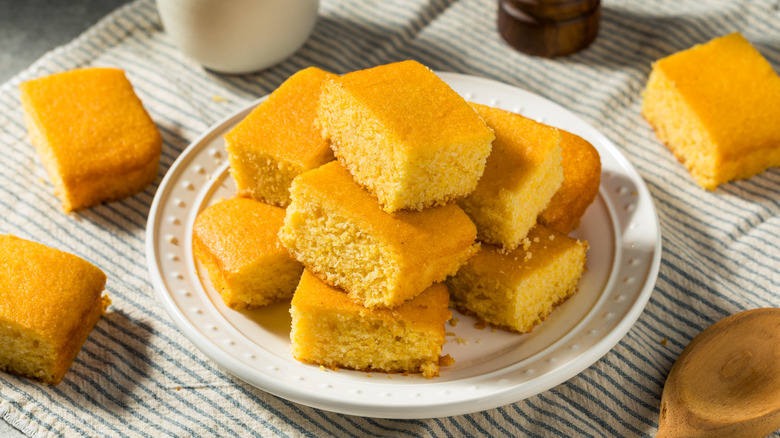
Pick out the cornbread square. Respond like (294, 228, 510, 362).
(225, 67, 336, 207)
(317, 60, 495, 212)
(538, 130, 601, 234)
(642, 33, 780, 190)
(446, 224, 587, 333)
(458, 103, 563, 251)
(0, 235, 109, 385)
(290, 270, 451, 378)
(279, 161, 479, 309)
(19, 68, 162, 212)
(193, 198, 303, 310)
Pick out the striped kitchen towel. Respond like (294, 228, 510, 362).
(0, 0, 778, 436)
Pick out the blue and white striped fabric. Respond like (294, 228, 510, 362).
(0, 0, 778, 436)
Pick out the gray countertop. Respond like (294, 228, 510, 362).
(0, 1, 133, 435)
(0, 0, 132, 83)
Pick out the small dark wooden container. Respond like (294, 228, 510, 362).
(498, 0, 601, 57)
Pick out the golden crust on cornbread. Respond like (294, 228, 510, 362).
(446, 224, 587, 333)
(0, 235, 109, 385)
(459, 103, 563, 251)
(538, 130, 601, 234)
(19, 67, 161, 212)
(290, 270, 451, 378)
(193, 198, 303, 310)
(641, 33, 780, 190)
(317, 60, 495, 212)
(225, 67, 336, 207)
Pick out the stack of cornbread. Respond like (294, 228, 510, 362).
(194, 60, 600, 378)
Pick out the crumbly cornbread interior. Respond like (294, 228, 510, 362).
(317, 60, 494, 212)
(447, 224, 587, 333)
(290, 271, 450, 378)
(279, 161, 478, 309)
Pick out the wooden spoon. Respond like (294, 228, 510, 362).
(657, 308, 780, 438)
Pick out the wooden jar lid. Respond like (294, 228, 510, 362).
(498, 0, 601, 57)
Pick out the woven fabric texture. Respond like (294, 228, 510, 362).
(0, 0, 778, 436)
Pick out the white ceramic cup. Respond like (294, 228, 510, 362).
(156, 0, 319, 74)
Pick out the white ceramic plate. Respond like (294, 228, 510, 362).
(146, 73, 661, 419)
